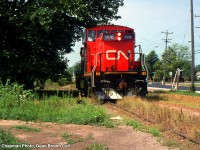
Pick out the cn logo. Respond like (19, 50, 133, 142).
(106, 50, 129, 60)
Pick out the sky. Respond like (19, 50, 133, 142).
(66, 0, 200, 67)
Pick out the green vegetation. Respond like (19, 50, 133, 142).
(162, 140, 178, 148)
(169, 90, 200, 97)
(12, 125, 41, 133)
(0, 129, 29, 150)
(83, 143, 109, 150)
(0, 0, 124, 89)
(145, 50, 159, 79)
(146, 44, 191, 82)
(0, 97, 113, 126)
(62, 133, 77, 144)
(62, 132, 93, 145)
(0, 83, 113, 127)
(125, 119, 160, 137)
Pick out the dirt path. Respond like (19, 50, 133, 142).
(0, 120, 177, 150)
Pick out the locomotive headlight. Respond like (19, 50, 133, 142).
(103, 34, 116, 40)
(117, 32, 122, 41)
(117, 37, 122, 41)
(117, 33, 121, 36)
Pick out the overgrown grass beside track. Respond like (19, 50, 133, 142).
(0, 82, 113, 127)
(118, 93, 200, 147)
(146, 90, 200, 110)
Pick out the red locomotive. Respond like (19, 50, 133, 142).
(76, 25, 148, 99)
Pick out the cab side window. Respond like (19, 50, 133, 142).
(88, 30, 96, 41)
(82, 31, 86, 44)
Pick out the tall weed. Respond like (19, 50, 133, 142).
(0, 81, 35, 108)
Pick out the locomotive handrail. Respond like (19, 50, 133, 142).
(141, 54, 149, 80)
(91, 66, 96, 87)
(135, 45, 142, 54)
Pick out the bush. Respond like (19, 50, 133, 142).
(58, 77, 71, 86)
(0, 81, 36, 108)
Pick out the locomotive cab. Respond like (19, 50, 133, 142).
(76, 25, 148, 99)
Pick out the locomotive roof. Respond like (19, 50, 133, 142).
(87, 25, 134, 31)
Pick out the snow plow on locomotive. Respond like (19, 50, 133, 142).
(76, 25, 148, 99)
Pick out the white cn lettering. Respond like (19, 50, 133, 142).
(106, 50, 129, 60)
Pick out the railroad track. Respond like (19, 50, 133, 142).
(106, 101, 200, 145)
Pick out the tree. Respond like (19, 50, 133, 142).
(153, 60, 163, 81)
(153, 43, 191, 82)
(0, 0, 124, 89)
(145, 50, 159, 79)
(195, 64, 200, 73)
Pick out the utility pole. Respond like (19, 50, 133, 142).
(161, 30, 173, 85)
(190, 0, 195, 91)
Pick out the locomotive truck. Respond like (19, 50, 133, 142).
(76, 25, 148, 99)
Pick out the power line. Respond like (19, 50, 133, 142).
(161, 30, 173, 85)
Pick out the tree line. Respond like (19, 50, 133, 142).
(146, 43, 200, 82)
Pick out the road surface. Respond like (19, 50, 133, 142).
(148, 82, 200, 93)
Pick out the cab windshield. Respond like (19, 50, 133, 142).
(97, 30, 110, 37)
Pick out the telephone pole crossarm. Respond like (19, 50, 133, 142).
(195, 15, 200, 28)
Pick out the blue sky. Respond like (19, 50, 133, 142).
(66, 0, 200, 67)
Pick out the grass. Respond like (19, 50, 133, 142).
(162, 140, 178, 148)
(12, 125, 41, 132)
(178, 82, 200, 88)
(147, 91, 200, 110)
(125, 119, 160, 137)
(0, 129, 29, 150)
(117, 96, 200, 147)
(0, 82, 114, 149)
(169, 90, 200, 97)
(0, 83, 114, 127)
(0, 96, 114, 127)
(83, 143, 109, 150)
(62, 133, 77, 144)
(62, 132, 93, 145)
